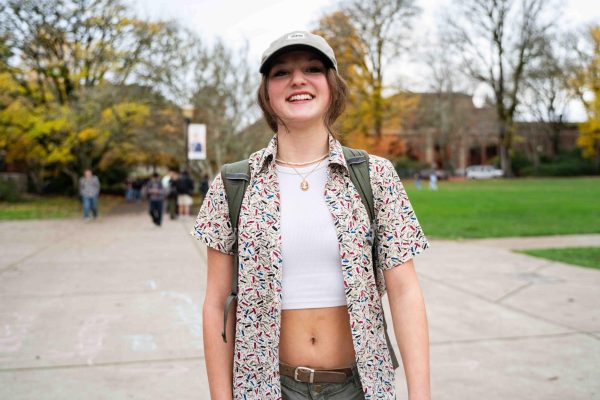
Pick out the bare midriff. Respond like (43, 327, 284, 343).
(279, 305, 356, 368)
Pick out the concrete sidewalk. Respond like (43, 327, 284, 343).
(0, 209, 598, 399)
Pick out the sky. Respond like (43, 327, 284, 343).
(129, 0, 600, 121)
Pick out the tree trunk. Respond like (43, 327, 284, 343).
(28, 171, 43, 194)
(373, 84, 382, 139)
(498, 121, 513, 177)
(551, 124, 561, 158)
(62, 167, 80, 196)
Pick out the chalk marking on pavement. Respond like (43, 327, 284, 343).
(160, 291, 203, 349)
(126, 334, 157, 352)
(0, 313, 35, 355)
(77, 314, 121, 365)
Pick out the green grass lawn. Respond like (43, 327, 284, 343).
(2, 178, 599, 239)
(516, 247, 600, 270)
(404, 177, 600, 239)
(0, 195, 122, 220)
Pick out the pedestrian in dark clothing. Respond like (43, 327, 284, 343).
(167, 170, 179, 220)
(147, 173, 165, 226)
(132, 178, 143, 202)
(199, 174, 209, 203)
(176, 170, 194, 217)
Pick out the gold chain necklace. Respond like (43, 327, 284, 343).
(275, 153, 329, 166)
(279, 159, 324, 191)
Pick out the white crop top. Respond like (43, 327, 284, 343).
(275, 162, 347, 310)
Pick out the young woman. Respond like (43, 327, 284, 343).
(192, 31, 431, 400)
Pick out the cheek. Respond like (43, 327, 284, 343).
(314, 76, 331, 99)
(317, 79, 331, 103)
(267, 83, 284, 110)
(267, 81, 282, 99)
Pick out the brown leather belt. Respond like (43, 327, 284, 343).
(279, 362, 354, 384)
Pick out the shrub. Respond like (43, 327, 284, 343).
(393, 156, 429, 178)
(0, 179, 22, 202)
(521, 149, 600, 177)
(510, 152, 533, 177)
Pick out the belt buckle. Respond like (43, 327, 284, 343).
(294, 366, 315, 383)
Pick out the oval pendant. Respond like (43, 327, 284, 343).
(300, 180, 309, 191)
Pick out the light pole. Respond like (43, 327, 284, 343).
(182, 104, 194, 171)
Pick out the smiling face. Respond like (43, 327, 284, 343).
(266, 50, 331, 130)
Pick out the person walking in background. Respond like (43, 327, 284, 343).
(125, 177, 135, 202)
(415, 173, 422, 190)
(131, 177, 143, 202)
(429, 172, 438, 191)
(146, 173, 165, 226)
(161, 170, 172, 191)
(176, 170, 194, 217)
(199, 173, 209, 204)
(79, 168, 100, 221)
(167, 170, 179, 220)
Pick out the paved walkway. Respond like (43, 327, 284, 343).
(0, 206, 598, 399)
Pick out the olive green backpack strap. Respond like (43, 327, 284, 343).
(342, 146, 400, 370)
(220, 160, 250, 343)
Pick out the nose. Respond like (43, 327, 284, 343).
(290, 68, 307, 86)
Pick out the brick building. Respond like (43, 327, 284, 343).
(382, 92, 580, 174)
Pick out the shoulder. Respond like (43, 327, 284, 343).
(367, 154, 396, 181)
(367, 153, 393, 169)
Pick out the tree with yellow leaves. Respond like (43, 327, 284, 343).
(569, 26, 600, 167)
(0, 1, 191, 193)
(314, 4, 420, 158)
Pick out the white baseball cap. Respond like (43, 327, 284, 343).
(259, 31, 337, 74)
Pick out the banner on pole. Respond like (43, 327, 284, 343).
(188, 124, 206, 160)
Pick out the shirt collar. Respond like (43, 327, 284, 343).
(251, 134, 348, 175)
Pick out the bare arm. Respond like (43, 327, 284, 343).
(203, 247, 236, 400)
(384, 259, 431, 400)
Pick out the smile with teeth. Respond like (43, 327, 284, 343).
(287, 93, 314, 102)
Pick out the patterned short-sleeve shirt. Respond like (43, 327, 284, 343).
(191, 134, 429, 399)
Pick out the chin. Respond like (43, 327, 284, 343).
(284, 114, 324, 127)
(284, 108, 325, 122)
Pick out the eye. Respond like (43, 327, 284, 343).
(270, 68, 288, 78)
(306, 65, 325, 74)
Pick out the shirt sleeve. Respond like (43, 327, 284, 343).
(190, 173, 235, 255)
(370, 157, 430, 270)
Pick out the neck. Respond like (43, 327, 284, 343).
(275, 122, 329, 164)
